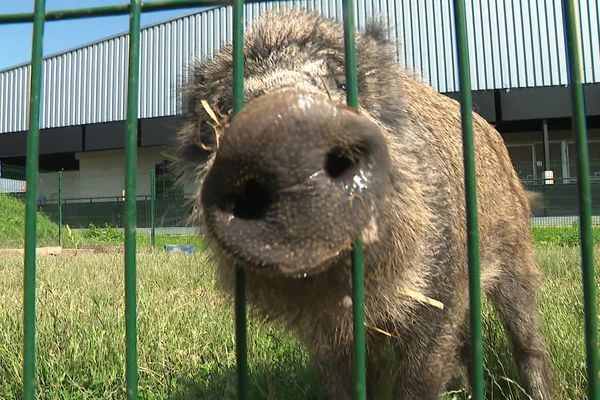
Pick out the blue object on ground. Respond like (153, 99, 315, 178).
(165, 245, 195, 254)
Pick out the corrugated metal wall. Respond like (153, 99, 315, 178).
(0, 0, 599, 134)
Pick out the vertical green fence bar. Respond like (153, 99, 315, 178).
(124, 0, 141, 398)
(563, 1, 600, 398)
(351, 239, 366, 400)
(150, 168, 156, 247)
(453, 0, 484, 399)
(232, 0, 248, 398)
(58, 170, 63, 246)
(342, 0, 366, 398)
(22, 1, 46, 398)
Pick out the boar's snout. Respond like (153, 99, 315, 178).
(201, 90, 391, 277)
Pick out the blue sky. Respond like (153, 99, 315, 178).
(0, 0, 204, 70)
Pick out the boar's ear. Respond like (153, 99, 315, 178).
(174, 60, 226, 174)
(525, 190, 544, 214)
(364, 19, 390, 44)
(171, 117, 216, 183)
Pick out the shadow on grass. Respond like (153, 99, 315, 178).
(166, 308, 549, 400)
(169, 360, 525, 400)
(171, 362, 326, 400)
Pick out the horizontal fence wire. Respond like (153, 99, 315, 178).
(563, 0, 600, 399)
(0, 0, 221, 24)
(0, 0, 345, 24)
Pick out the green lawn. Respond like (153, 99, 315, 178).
(0, 247, 596, 399)
(0, 194, 58, 248)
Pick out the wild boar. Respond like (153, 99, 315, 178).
(175, 8, 553, 399)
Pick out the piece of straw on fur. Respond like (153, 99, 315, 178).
(201, 99, 221, 126)
(366, 324, 394, 338)
(364, 290, 444, 338)
(400, 288, 445, 310)
(199, 100, 230, 150)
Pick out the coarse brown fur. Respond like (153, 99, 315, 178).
(175, 9, 553, 399)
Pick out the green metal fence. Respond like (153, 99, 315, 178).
(8, 164, 600, 232)
(43, 168, 188, 230)
(2, 0, 597, 399)
(564, 1, 599, 398)
(8, 165, 600, 231)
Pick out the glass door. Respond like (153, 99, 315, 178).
(569, 141, 600, 183)
(507, 145, 536, 184)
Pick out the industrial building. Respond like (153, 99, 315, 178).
(0, 0, 599, 224)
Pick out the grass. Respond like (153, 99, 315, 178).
(0, 253, 322, 400)
(70, 225, 205, 251)
(0, 194, 58, 248)
(0, 247, 597, 399)
(0, 194, 597, 398)
(482, 246, 590, 399)
(531, 225, 600, 247)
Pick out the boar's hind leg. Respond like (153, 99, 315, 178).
(488, 265, 553, 399)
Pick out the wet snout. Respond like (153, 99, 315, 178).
(201, 90, 391, 276)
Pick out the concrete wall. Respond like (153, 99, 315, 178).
(500, 85, 600, 121)
(37, 146, 181, 200)
(35, 125, 600, 201)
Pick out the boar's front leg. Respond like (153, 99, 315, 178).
(313, 348, 354, 400)
(391, 321, 466, 400)
(312, 315, 466, 399)
(488, 267, 554, 399)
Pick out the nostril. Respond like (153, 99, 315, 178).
(325, 145, 366, 179)
(218, 179, 272, 220)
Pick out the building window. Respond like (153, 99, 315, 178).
(508, 139, 600, 185)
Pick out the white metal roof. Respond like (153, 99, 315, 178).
(0, 0, 598, 134)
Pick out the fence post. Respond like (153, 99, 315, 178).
(23, 0, 46, 399)
(124, 0, 141, 398)
(58, 169, 63, 246)
(563, 1, 600, 399)
(341, 0, 366, 398)
(453, 0, 484, 398)
(232, 0, 248, 398)
(150, 168, 156, 247)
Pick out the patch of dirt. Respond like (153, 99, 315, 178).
(0, 247, 95, 256)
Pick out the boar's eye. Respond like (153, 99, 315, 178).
(334, 76, 347, 92)
(324, 61, 347, 92)
(177, 122, 214, 167)
(215, 99, 227, 115)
